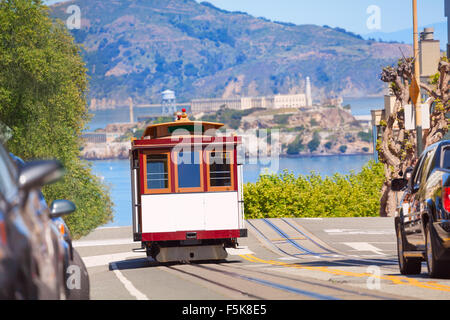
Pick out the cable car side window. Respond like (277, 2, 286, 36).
(174, 150, 203, 192)
(143, 152, 171, 194)
(207, 151, 234, 191)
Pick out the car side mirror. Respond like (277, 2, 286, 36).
(404, 167, 414, 180)
(391, 178, 408, 192)
(49, 200, 76, 218)
(19, 160, 65, 191)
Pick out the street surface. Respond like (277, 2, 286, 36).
(74, 217, 450, 300)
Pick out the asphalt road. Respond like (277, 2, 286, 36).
(74, 217, 450, 300)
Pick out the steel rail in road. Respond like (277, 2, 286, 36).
(254, 218, 397, 268)
(190, 263, 340, 300)
(262, 219, 323, 257)
(245, 219, 450, 295)
(280, 218, 339, 254)
(165, 265, 264, 300)
(240, 253, 450, 295)
(280, 218, 399, 267)
(216, 258, 399, 300)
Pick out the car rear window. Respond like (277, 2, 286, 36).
(443, 148, 450, 169)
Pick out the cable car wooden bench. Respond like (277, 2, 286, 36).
(129, 110, 247, 263)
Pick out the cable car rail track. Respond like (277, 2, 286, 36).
(248, 218, 399, 269)
(165, 264, 264, 300)
(166, 263, 341, 300)
(242, 219, 450, 295)
(211, 260, 401, 300)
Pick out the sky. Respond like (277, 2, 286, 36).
(196, 0, 446, 35)
(45, 0, 447, 35)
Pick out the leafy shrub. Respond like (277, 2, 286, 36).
(244, 161, 384, 219)
(310, 119, 319, 127)
(358, 131, 373, 143)
(339, 145, 348, 153)
(345, 133, 355, 143)
(287, 135, 305, 155)
(274, 114, 291, 125)
(307, 132, 321, 152)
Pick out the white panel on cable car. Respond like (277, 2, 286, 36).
(141, 192, 239, 233)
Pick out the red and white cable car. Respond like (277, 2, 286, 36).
(129, 110, 247, 262)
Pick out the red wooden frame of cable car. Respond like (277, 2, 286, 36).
(131, 135, 247, 242)
(132, 136, 241, 194)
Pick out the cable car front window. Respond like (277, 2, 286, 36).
(177, 151, 201, 189)
(209, 151, 232, 187)
(147, 155, 169, 190)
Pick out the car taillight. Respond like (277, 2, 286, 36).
(0, 221, 6, 245)
(443, 187, 450, 212)
(59, 223, 65, 237)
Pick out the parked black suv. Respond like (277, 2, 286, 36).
(394, 140, 450, 278)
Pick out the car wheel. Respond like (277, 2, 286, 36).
(425, 223, 450, 278)
(396, 221, 421, 275)
(66, 249, 90, 300)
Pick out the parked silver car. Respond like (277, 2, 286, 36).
(0, 142, 72, 299)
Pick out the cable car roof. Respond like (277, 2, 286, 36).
(142, 111, 224, 140)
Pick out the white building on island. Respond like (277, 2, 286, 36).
(190, 77, 313, 114)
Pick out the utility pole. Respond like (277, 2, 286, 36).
(412, 0, 423, 156)
(129, 97, 134, 124)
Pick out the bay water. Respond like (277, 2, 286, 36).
(88, 97, 381, 227)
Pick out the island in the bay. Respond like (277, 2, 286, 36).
(81, 91, 374, 160)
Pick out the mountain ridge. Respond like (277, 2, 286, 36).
(49, 0, 412, 106)
(364, 21, 447, 51)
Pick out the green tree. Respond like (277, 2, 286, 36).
(308, 132, 321, 152)
(287, 135, 305, 155)
(358, 131, 372, 143)
(0, 0, 113, 238)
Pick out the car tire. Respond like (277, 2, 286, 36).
(425, 223, 450, 279)
(396, 221, 421, 275)
(66, 249, 90, 300)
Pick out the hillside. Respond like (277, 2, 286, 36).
(364, 22, 447, 51)
(49, 0, 412, 106)
(80, 105, 372, 159)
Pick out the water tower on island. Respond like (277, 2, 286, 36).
(162, 90, 177, 115)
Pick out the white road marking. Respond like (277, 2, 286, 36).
(245, 264, 272, 268)
(226, 246, 254, 255)
(110, 262, 149, 300)
(343, 242, 386, 256)
(278, 257, 301, 261)
(73, 238, 135, 248)
(324, 229, 395, 235)
(82, 252, 145, 268)
(95, 226, 124, 230)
